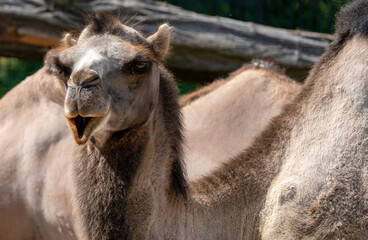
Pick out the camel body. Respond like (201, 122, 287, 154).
(260, 33, 368, 239)
(148, 1, 368, 237)
(0, 69, 75, 239)
(0, 58, 299, 238)
(180, 1, 368, 238)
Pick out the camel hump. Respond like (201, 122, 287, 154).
(249, 59, 285, 75)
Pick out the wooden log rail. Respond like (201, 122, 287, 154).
(0, 0, 334, 82)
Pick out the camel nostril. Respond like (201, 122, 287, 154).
(82, 76, 101, 87)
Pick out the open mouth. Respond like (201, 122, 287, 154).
(73, 115, 93, 139)
(66, 114, 102, 144)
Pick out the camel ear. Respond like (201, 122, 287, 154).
(44, 33, 75, 77)
(147, 24, 171, 60)
(61, 33, 77, 47)
(44, 49, 71, 81)
(44, 49, 59, 74)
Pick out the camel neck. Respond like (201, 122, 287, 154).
(71, 68, 186, 239)
(72, 125, 150, 240)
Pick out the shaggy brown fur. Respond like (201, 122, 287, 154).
(85, 13, 148, 46)
(73, 127, 147, 239)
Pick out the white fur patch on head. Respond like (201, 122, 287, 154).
(147, 24, 171, 60)
(75, 49, 104, 72)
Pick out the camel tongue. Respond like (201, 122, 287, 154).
(74, 116, 91, 139)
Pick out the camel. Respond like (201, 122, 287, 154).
(0, 67, 75, 239)
(181, 61, 301, 181)
(0, 18, 301, 240)
(40, 0, 368, 237)
(179, 1, 368, 238)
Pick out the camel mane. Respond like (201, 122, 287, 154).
(64, 12, 143, 40)
(86, 12, 121, 35)
(158, 66, 188, 197)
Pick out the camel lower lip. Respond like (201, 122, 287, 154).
(73, 116, 93, 139)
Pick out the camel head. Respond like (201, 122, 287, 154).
(46, 14, 171, 145)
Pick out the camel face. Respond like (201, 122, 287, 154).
(59, 37, 159, 145)
(48, 15, 170, 145)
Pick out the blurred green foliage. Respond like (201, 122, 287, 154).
(0, 57, 42, 98)
(177, 81, 201, 95)
(160, 0, 351, 33)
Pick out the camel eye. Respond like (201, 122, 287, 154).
(136, 62, 146, 69)
(127, 61, 152, 74)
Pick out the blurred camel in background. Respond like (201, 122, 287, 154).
(181, 60, 301, 181)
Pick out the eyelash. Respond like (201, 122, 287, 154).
(126, 60, 152, 75)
